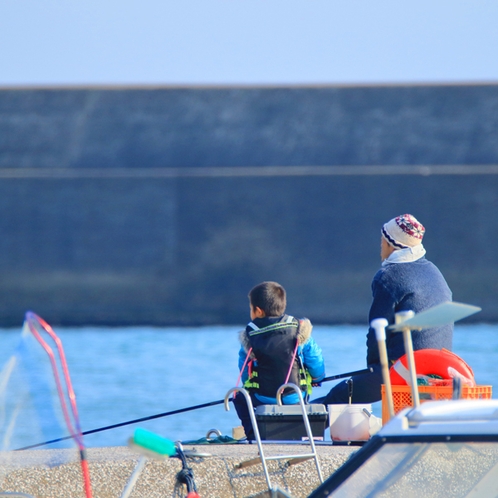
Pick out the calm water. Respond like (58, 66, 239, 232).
(1, 323, 497, 448)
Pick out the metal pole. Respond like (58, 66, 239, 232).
(120, 456, 146, 498)
(395, 311, 420, 408)
(224, 387, 273, 491)
(370, 318, 395, 419)
(277, 384, 323, 483)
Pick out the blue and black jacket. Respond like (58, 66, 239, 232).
(238, 314, 325, 404)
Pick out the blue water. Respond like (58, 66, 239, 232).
(1, 323, 497, 448)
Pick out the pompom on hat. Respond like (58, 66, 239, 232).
(382, 214, 425, 249)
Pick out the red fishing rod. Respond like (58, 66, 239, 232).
(25, 311, 93, 498)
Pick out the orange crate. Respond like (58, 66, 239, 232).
(381, 384, 492, 424)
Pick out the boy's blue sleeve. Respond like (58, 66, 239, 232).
(300, 337, 325, 382)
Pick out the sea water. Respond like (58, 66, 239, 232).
(0, 323, 497, 448)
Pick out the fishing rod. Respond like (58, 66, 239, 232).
(25, 312, 93, 498)
(16, 366, 372, 451)
(322, 367, 372, 383)
(16, 398, 229, 451)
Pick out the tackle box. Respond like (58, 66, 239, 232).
(255, 404, 328, 441)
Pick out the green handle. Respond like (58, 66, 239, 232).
(133, 428, 176, 456)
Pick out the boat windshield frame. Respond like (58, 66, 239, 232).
(308, 432, 498, 498)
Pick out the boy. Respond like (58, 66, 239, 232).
(233, 281, 325, 440)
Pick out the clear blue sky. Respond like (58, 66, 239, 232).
(1, 0, 498, 86)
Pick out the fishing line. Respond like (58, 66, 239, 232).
(16, 367, 372, 451)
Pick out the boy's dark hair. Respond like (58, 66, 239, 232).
(248, 281, 286, 317)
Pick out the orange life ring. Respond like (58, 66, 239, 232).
(389, 348, 475, 386)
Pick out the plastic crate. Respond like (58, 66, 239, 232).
(381, 384, 493, 424)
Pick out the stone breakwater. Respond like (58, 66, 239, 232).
(0, 444, 358, 498)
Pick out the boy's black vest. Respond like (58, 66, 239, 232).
(243, 314, 307, 398)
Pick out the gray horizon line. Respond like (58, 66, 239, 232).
(0, 164, 497, 179)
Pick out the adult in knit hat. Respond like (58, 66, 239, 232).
(314, 214, 453, 405)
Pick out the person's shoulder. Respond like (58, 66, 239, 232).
(408, 257, 443, 274)
(373, 262, 412, 288)
(418, 257, 441, 269)
(282, 314, 311, 326)
(414, 256, 431, 264)
(419, 258, 450, 282)
(380, 258, 427, 274)
(239, 335, 251, 358)
(373, 264, 392, 282)
(298, 317, 312, 327)
(296, 317, 313, 344)
(283, 314, 313, 336)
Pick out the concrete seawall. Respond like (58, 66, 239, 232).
(1, 444, 358, 498)
(1, 85, 498, 326)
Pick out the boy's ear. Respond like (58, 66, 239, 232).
(253, 306, 266, 318)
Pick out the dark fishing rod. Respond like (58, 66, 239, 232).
(16, 366, 372, 451)
(322, 366, 373, 383)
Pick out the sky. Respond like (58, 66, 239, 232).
(1, 0, 498, 86)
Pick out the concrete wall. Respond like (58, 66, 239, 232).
(0, 85, 497, 326)
(0, 445, 357, 498)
